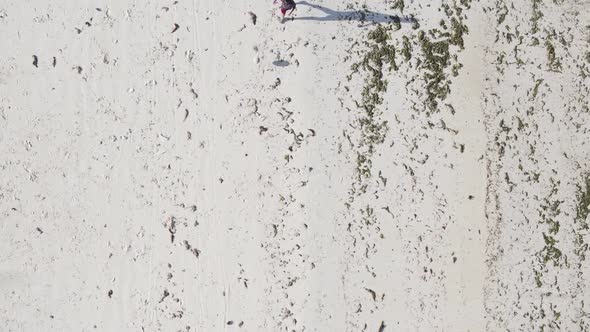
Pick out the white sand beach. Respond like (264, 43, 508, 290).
(1, 0, 589, 331)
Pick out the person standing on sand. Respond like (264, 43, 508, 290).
(274, 0, 296, 17)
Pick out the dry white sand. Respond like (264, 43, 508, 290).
(0, 0, 589, 331)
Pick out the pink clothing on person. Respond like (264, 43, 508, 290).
(275, 0, 296, 16)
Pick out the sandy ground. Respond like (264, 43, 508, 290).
(0, 0, 589, 331)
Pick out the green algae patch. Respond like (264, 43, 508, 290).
(575, 174, 590, 260)
(531, 0, 544, 34)
(415, 1, 471, 113)
(390, 0, 405, 13)
(349, 24, 399, 182)
(545, 40, 562, 72)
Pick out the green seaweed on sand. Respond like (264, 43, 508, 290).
(390, 0, 405, 13)
(534, 179, 567, 278)
(349, 25, 399, 181)
(401, 36, 412, 61)
(448, 17, 469, 50)
(415, 1, 471, 112)
(574, 174, 590, 260)
(418, 31, 452, 111)
(531, 0, 543, 34)
(539, 233, 564, 267)
(545, 40, 562, 72)
(497, 2, 509, 25)
(348, 0, 472, 180)
(532, 79, 543, 99)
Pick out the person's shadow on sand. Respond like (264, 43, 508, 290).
(290, 1, 417, 25)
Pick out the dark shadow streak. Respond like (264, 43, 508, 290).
(291, 1, 417, 24)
